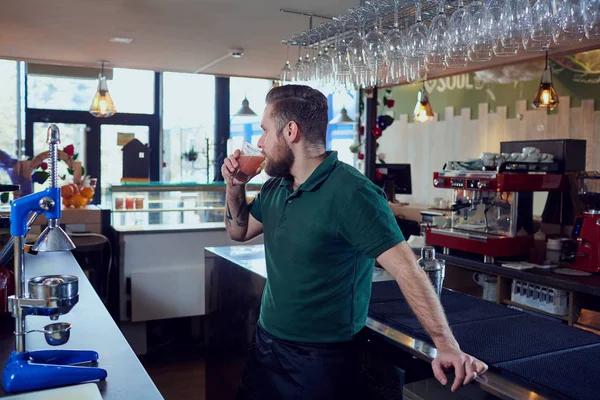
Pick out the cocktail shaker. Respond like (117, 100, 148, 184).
(417, 246, 445, 297)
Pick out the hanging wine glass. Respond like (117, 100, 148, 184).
(407, 0, 428, 82)
(279, 42, 293, 83)
(364, 0, 389, 87)
(446, 0, 470, 68)
(498, 0, 529, 56)
(583, 0, 600, 39)
(426, 0, 449, 72)
(332, 16, 352, 93)
(466, 1, 493, 63)
(552, 0, 584, 45)
(387, 0, 407, 83)
(293, 37, 306, 82)
(348, 7, 370, 88)
(316, 24, 334, 90)
(487, 0, 516, 57)
(527, 0, 556, 51)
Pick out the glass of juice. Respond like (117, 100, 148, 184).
(234, 142, 265, 182)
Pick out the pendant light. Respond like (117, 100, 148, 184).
(414, 84, 435, 122)
(89, 61, 117, 118)
(329, 106, 355, 124)
(233, 96, 257, 117)
(532, 51, 559, 111)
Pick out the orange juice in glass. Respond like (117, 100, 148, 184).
(235, 142, 265, 182)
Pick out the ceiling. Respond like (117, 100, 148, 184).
(0, 0, 356, 79)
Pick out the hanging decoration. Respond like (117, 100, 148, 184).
(350, 89, 395, 162)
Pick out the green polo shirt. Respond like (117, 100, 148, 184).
(249, 151, 405, 343)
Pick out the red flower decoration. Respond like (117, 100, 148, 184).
(372, 127, 383, 138)
(386, 99, 395, 108)
(40, 162, 48, 171)
(375, 171, 384, 181)
(358, 153, 365, 160)
(358, 126, 365, 136)
(63, 144, 75, 157)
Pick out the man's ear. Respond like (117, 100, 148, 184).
(286, 121, 300, 143)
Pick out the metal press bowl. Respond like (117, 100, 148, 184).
(28, 275, 78, 300)
(41, 322, 71, 346)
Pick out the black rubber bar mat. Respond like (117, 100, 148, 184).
(496, 344, 600, 400)
(369, 292, 521, 331)
(414, 314, 600, 364)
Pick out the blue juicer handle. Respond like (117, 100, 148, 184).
(2, 351, 107, 393)
(10, 188, 62, 237)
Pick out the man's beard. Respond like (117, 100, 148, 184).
(264, 138, 295, 178)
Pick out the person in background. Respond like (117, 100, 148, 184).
(222, 84, 487, 399)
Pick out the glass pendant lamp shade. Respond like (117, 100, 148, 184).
(89, 62, 117, 118)
(532, 51, 559, 111)
(414, 86, 435, 122)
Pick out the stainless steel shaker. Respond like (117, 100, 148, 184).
(417, 246, 445, 297)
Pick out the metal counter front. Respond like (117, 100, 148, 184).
(204, 244, 600, 400)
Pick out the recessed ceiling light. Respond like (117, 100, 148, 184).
(110, 37, 134, 44)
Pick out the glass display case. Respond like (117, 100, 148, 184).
(105, 182, 261, 228)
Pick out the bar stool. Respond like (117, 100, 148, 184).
(69, 233, 111, 304)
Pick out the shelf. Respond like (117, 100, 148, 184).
(112, 207, 224, 213)
(109, 182, 262, 193)
(502, 300, 569, 321)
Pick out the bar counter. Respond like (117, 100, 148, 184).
(0, 252, 162, 399)
(205, 244, 600, 400)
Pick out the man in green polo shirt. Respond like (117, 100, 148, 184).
(222, 85, 487, 399)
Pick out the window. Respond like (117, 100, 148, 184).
(162, 72, 215, 183)
(27, 67, 154, 114)
(0, 60, 19, 185)
(328, 91, 358, 167)
(229, 77, 273, 184)
(100, 125, 150, 188)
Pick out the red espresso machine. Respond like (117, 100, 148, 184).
(570, 172, 600, 273)
(426, 169, 566, 263)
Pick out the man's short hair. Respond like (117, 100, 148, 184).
(265, 85, 328, 147)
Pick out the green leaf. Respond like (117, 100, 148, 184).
(73, 153, 79, 161)
(81, 167, 85, 176)
(31, 171, 49, 185)
(383, 96, 388, 105)
(67, 168, 74, 175)
(385, 89, 392, 94)
(0, 192, 9, 204)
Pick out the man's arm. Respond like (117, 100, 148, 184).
(224, 184, 263, 242)
(376, 241, 488, 392)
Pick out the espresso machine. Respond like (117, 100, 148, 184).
(2, 125, 107, 393)
(570, 172, 600, 273)
(426, 169, 566, 263)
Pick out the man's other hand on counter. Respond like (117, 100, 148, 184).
(377, 241, 488, 393)
(432, 345, 488, 392)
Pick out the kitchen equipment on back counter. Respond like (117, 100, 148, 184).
(426, 166, 567, 263)
(472, 273, 497, 302)
(569, 172, 600, 273)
